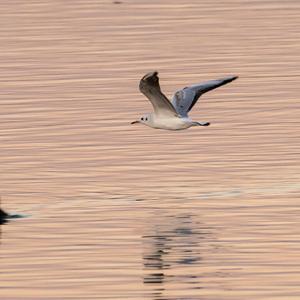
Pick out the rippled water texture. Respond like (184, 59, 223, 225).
(1, 0, 300, 299)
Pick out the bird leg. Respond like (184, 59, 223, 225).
(193, 121, 210, 126)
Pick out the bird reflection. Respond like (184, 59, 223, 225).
(143, 212, 211, 299)
(143, 235, 171, 284)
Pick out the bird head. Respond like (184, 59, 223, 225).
(131, 114, 151, 126)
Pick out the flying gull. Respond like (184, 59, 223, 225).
(131, 71, 238, 130)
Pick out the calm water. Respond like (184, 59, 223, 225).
(1, 0, 300, 299)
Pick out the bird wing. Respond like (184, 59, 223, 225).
(139, 71, 178, 117)
(171, 75, 238, 117)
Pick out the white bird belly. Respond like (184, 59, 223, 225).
(153, 116, 191, 130)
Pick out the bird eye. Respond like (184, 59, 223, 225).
(145, 117, 148, 121)
(141, 117, 144, 121)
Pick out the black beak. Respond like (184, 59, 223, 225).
(131, 121, 139, 124)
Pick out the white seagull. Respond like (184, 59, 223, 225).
(131, 71, 238, 130)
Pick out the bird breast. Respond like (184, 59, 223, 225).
(152, 116, 192, 130)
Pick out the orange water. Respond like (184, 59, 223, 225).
(1, 1, 300, 299)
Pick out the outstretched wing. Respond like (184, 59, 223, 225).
(139, 71, 178, 117)
(172, 75, 238, 117)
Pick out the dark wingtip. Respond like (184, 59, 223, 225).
(230, 75, 238, 81)
(151, 70, 158, 77)
(222, 75, 238, 84)
(142, 71, 159, 81)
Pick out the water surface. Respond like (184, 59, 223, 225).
(0, 0, 300, 299)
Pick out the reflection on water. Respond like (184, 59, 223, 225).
(143, 211, 213, 299)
